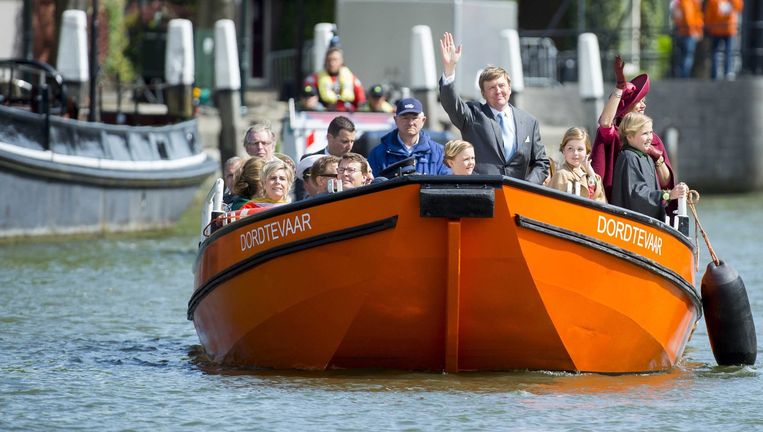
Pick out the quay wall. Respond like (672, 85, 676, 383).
(521, 77, 763, 193)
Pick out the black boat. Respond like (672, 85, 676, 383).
(0, 59, 217, 237)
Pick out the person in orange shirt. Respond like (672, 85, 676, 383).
(671, 0, 704, 78)
(705, 0, 744, 80)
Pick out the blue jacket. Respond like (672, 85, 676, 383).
(368, 130, 451, 177)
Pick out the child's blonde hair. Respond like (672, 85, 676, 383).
(444, 140, 474, 166)
(559, 127, 591, 153)
(619, 112, 653, 145)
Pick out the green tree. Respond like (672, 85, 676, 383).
(103, 0, 135, 83)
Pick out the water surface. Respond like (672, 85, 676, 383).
(2, 192, 762, 430)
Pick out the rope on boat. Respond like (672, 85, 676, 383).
(686, 190, 720, 269)
(202, 209, 260, 237)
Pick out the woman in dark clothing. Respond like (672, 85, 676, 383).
(591, 56, 673, 201)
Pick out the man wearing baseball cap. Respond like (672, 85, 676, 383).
(367, 97, 451, 177)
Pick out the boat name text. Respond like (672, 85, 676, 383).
(596, 215, 662, 255)
(240, 213, 313, 252)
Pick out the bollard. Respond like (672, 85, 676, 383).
(215, 19, 243, 172)
(57, 9, 89, 116)
(165, 19, 194, 119)
(500, 29, 524, 107)
(410, 25, 439, 129)
(578, 33, 604, 135)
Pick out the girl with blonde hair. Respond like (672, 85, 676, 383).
(443, 140, 476, 175)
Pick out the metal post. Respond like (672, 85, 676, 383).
(88, 0, 100, 122)
(577, 0, 585, 33)
(22, 0, 33, 60)
(239, 0, 249, 108)
(294, 0, 305, 99)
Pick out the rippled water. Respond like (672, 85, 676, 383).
(1, 192, 762, 431)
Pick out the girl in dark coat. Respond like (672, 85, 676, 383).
(611, 113, 688, 220)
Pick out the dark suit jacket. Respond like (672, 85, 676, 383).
(439, 77, 549, 183)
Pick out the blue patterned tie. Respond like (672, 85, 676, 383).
(496, 111, 514, 160)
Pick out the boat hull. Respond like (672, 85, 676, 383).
(189, 177, 701, 373)
(0, 104, 216, 237)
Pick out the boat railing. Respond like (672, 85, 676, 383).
(199, 178, 224, 245)
(668, 196, 690, 236)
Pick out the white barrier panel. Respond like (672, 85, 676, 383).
(410, 25, 437, 90)
(499, 29, 524, 93)
(214, 19, 241, 91)
(165, 19, 194, 86)
(578, 33, 603, 99)
(57, 10, 89, 82)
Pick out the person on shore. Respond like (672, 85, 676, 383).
(303, 47, 366, 112)
(358, 84, 395, 113)
(309, 155, 341, 197)
(438, 32, 549, 183)
(443, 140, 475, 176)
(591, 56, 673, 202)
(367, 97, 451, 177)
(297, 84, 325, 111)
(229, 157, 265, 211)
(705, 0, 744, 80)
(548, 127, 606, 203)
(337, 152, 372, 190)
(243, 123, 277, 162)
(222, 156, 243, 205)
(611, 113, 688, 219)
(241, 159, 294, 211)
(671, 0, 704, 78)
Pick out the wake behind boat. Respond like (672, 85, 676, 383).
(189, 175, 703, 373)
(0, 59, 216, 237)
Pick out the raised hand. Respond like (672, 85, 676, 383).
(614, 55, 626, 89)
(584, 155, 596, 178)
(439, 32, 462, 77)
(646, 145, 663, 162)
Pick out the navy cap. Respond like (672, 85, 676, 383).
(369, 84, 385, 97)
(395, 98, 423, 116)
(302, 84, 317, 96)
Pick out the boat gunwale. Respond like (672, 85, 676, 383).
(197, 175, 695, 254)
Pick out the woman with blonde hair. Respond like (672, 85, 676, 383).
(548, 127, 606, 203)
(241, 159, 294, 211)
(443, 140, 475, 175)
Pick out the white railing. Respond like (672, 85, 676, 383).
(199, 178, 224, 245)
(666, 195, 689, 236)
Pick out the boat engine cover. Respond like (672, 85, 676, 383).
(419, 184, 495, 218)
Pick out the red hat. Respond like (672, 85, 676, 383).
(616, 74, 650, 120)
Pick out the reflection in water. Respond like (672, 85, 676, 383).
(187, 342, 695, 395)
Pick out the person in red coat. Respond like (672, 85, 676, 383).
(591, 56, 674, 203)
(303, 47, 366, 112)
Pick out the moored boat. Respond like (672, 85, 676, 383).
(0, 59, 216, 238)
(189, 175, 702, 373)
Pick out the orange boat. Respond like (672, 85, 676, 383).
(188, 176, 701, 373)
